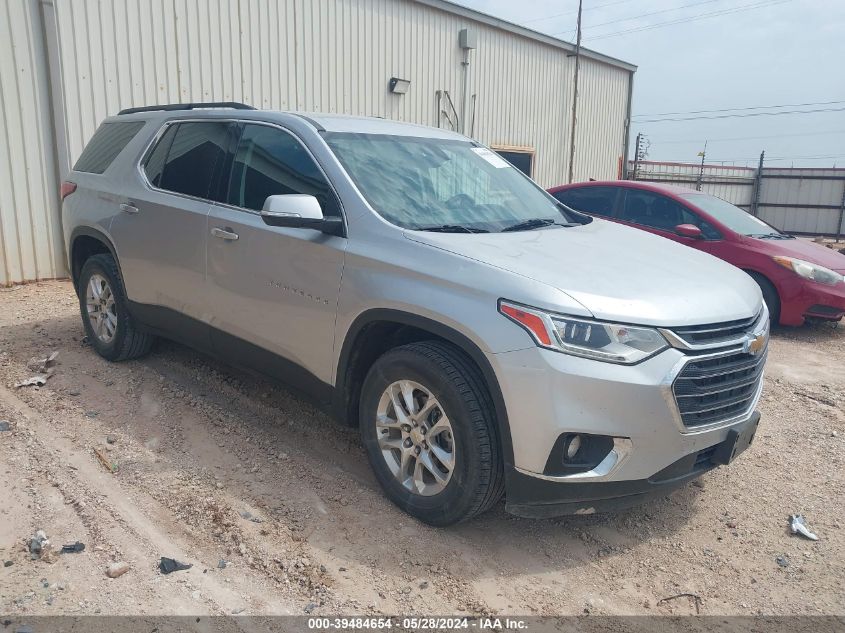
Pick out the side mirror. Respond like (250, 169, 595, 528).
(260, 194, 343, 236)
(675, 223, 703, 239)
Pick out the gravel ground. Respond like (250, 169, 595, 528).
(0, 280, 843, 617)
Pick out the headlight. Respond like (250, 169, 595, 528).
(499, 301, 668, 364)
(773, 256, 843, 286)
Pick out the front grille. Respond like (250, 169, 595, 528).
(671, 311, 761, 345)
(673, 348, 766, 428)
(694, 446, 717, 469)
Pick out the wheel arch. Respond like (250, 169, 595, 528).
(69, 226, 122, 291)
(741, 267, 781, 321)
(334, 309, 515, 468)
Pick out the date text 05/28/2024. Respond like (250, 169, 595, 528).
(307, 617, 529, 630)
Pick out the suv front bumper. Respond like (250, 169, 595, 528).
(505, 411, 759, 518)
(488, 345, 763, 517)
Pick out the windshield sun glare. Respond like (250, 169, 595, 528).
(324, 132, 582, 233)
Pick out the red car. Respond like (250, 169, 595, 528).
(548, 181, 845, 326)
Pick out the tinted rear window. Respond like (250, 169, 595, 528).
(155, 122, 235, 199)
(74, 121, 146, 174)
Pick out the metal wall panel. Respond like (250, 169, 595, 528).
(51, 0, 632, 186)
(573, 59, 631, 183)
(0, 0, 64, 285)
(2, 0, 633, 283)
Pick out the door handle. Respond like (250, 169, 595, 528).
(211, 227, 239, 241)
(120, 203, 139, 214)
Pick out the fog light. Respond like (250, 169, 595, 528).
(565, 434, 582, 460)
(545, 433, 616, 476)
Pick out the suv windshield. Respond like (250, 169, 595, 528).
(324, 132, 581, 232)
(680, 193, 788, 238)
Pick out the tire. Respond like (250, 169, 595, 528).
(77, 253, 154, 361)
(359, 341, 504, 526)
(747, 271, 781, 325)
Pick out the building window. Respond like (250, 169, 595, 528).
(493, 148, 534, 177)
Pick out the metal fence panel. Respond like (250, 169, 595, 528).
(757, 169, 845, 235)
(628, 161, 845, 237)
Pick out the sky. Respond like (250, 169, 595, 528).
(455, 0, 845, 167)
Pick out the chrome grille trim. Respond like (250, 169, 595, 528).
(659, 304, 769, 433)
(660, 305, 767, 351)
(671, 347, 767, 429)
(674, 374, 762, 398)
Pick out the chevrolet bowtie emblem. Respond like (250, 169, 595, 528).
(744, 331, 767, 356)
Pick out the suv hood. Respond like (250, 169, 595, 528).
(750, 235, 845, 274)
(405, 219, 762, 327)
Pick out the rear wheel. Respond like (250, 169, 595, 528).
(359, 341, 504, 526)
(78, 254, 154, 361)
(747, 271, 780, 325)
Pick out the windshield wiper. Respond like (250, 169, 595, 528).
(501, 218, 571, 232)
(415, 224, 490, 234)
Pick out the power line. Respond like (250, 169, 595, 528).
(636, 106, 845, 123)
(586, 0, 792, 40)
(552, 0, 722, 36)
(521, 0, 637, 25)
(633, 100, 845, 118)
(759, 154, 845, 161)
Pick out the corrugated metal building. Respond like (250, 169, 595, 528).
(0, 0, 636, 285)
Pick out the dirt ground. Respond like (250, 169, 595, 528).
(0, 280, 843, 617)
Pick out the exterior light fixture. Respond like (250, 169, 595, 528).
(389, 77, 411, 94)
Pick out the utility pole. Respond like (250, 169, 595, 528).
(631, 133, 642, 180)
(751, 150, 765, 216)
(566, 0, 583, 184)
(631, 132, 649, 180)
(696, 141, 707, 191)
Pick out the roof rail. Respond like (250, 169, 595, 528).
(117, 102, 256, 116)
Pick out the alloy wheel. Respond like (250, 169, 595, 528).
(85, 273, 117, 344)
(376, 380, 456, 496)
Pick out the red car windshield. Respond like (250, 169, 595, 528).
(680, 193, 789, 238)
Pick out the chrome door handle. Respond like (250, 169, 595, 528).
(211, 227, 239, 241)
(120, 203, 139, 214)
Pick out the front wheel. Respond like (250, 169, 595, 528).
(747, 271, 781, 325)
(359, 341, 504, 526)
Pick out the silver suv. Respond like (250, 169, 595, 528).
(61, 103, 769, 525)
